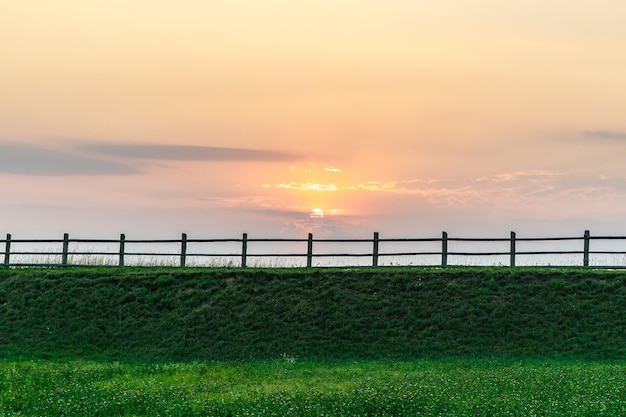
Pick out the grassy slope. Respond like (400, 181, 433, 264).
(1, 267, 626, 361)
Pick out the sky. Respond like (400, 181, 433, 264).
(2, 0, 626, 244)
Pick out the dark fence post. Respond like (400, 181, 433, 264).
(241, 233, 248, 268)
(4, 234, 11, 267)
(307, 233, 313, 268)
(583, 230, 590, 267)
(119, 234, 125, 267)
(62, 233, 69, 266)
(510, 231, 516, 267)
(180, 233, 187, 267)
(372, 232, 379, 267)
(441, 231, 448, 267)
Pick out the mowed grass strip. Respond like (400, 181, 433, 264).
(2, 267, 626, 360)
(2, 358, 626, 416)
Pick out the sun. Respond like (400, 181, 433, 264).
(310, 208, 324, 218)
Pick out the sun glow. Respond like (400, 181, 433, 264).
(310, 208, 324, 218)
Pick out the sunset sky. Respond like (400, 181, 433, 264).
(2, 0, 626, 241)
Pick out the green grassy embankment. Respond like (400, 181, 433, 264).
(1, 267, 625, 361)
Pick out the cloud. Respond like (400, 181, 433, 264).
(265, 170, 626, 210)
(583, 130, 626, 140)
(190, 194, 365, 237)
(366, 171, 624, 207)
(276, 183, 339, 191)
(5, 203, 68, 210)
(82, 144, 302, 162)
(194, 195, 279, 209)
(0, 140, 303, 176)
(0, 144, 137, 176)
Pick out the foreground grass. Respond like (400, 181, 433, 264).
(2, 358, 626, 416)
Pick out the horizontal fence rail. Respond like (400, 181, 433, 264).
(2, 230, 626, 268)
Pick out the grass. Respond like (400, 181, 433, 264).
(2, 266, 626, 360)
(2, 357, 626, 416)
(3, 266, 626, 415)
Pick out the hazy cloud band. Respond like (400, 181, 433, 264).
(583, 130, 626, 140)
(0, 144, 137, 176)
(83, 144, 302, 162)
(0, 142, 303, 176)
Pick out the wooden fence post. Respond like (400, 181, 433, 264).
(583, 230, 590, 267)
(307, 233, 313, 268)
(180, 233, 187, 267)
(510, 231, 516, 267)
(4, 234, 10, 267)
(119, 234, 125, 267)
(241, 233, 248, 268)
(62, 233, 69, 266)
(441, 231, 448, 267)
(372, 232, 379, 267)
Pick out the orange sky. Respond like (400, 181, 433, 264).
(2, 1, 626, 239)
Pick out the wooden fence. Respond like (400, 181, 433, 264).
(3, 230, 626, 268)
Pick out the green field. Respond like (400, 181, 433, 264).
(2, 267, 626, 415)
(3, 358, 626, 416)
